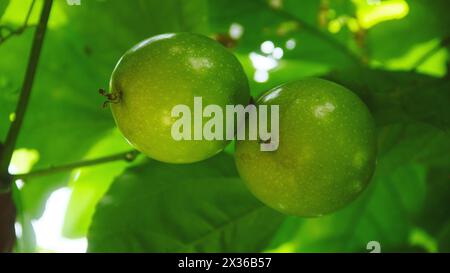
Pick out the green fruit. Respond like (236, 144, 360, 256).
(109, 33, 250, 163)
(235, 78, 377, 217)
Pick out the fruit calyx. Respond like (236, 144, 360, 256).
(99, 88, 122, 108)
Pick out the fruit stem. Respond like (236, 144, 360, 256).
(11, 150, 140, 181)
(0, 0, 53, 191)
(99, 88, 122, 108)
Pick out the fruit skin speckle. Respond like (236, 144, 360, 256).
(235, 78, 377, 217)
(109, 33, 250, 163)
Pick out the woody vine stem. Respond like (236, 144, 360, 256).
(0, 0, 53, 191)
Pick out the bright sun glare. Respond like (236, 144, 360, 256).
(9, 149, 86, 253)
(31, 188, 87, 253)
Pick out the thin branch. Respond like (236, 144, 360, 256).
(0, 0, 36, 45)
(412, 36, 450, 71)
(0, 0, 53, 188)
(12, 150, 140, 181)
(262, 2, 364, 66)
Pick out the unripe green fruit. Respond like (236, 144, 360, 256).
(235, 78, 377, 217)
(109, 33, 250, 163)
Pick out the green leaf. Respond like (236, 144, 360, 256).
(325, 68, 450, 135)
(62, 129, 137, 239)
(437, 222, 450, 252)
(88, 153, 284, 252)
(0, 0, 9, 20)
(414, 166, 450, 250)
(368, 0, 450, 66)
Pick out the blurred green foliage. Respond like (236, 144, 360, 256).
(88, 153, 284, 252)
(0, 0, 448, 252)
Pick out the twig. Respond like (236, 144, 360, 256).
(0, 0, 36, 45)
(0, 0, 53, 189)
(12, 150, 140, 181)
(262, 2, 364, 66)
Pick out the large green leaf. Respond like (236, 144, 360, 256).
(88, 153, 284, 252)
(62, 129, 140, 238)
